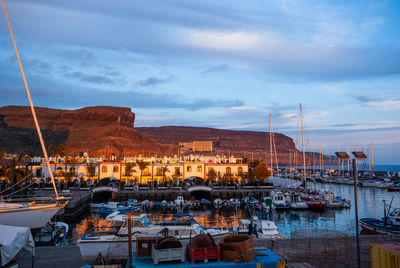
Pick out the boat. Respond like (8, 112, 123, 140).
(34, 222, 69, 246)
(359, 218, 400, 235)
(235, 216, 285, 239)
(175, 196, 185, 206)
(387, 183, 400, 192)
(289, 193, 308, 210)
(0, 3, 67, 229)
(0, 202, 67, 230)
(360, 200, 400, 235)
(271, 191, 290, 210)
(77, 213, 230, 260)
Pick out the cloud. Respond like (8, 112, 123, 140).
(202, 64, 229, 75)
(64, 71, 125, 85)
(73, 49, 97, 67)
(133, 76, 172, 87)
(0, 81, 243, 111)
(354, 95, 400, 110)
(363, 98, 400, 111)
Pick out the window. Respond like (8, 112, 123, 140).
(175, 167, 180, 175)
(36, 168, 42, 177)
(186, 165, 192, 172)
(238, 167, 243, 174)
(102, 165, 107, 173)
(197, 165, 202, 172)
(226, 167, 232, 175)
(143, 167, 150, 176)
(113, 165, 119, 173)
(156, 167, 163, 176)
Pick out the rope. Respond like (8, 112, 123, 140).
(1, 0, 59, 199)
(1, 181, 36, 198)
(0, 173, 33, 195)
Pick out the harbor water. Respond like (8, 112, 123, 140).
(69, 178, 400, 244)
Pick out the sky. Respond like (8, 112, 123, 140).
(0, 0, 399, 164)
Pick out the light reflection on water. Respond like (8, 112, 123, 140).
(69, 179, 400, 244)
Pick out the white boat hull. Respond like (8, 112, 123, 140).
(0, 203, 62, 229)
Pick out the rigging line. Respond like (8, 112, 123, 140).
(0, 172, 33, 195)
(1, 0, 59, 200)
(1, 180, 36, 199)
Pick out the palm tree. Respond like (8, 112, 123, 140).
(85, 162, 97, 185)
(124, 162, 137, 185)
(65, 155, 80, 187)
(136, 160, 149, 184)
(48, 144, 66, 182)
(162, 163, 170, 184)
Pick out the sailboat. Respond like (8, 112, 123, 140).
(0, 1, 67, 229)
(298, 104, 325, 210)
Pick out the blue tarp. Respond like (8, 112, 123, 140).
(126, 249, 281, 268)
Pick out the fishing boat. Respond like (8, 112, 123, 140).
(77, 213, 230, 260)
(360, 200, 400, 235)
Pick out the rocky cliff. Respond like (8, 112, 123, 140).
(136, 126, 296, 161)
(0, 106, 298, 161)
(0, 106, 175, 156)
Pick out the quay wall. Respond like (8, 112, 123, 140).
(115, 187, 273, 201)
(255, 234, 400, 267)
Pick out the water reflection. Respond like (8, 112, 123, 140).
(70, 179, 400, 244)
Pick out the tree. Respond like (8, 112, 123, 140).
(207, 169, 217, 184)
(85, 162, 97, 184)
(136, 160, 149, 184)
(161, 163, 170, 184)
(124, 162, 137, 185)
(254, 163, 271, 181)
(49, 144, 66, 181)
(65, 155, 80, 186)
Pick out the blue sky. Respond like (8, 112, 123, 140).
(0, 0, 399, 164)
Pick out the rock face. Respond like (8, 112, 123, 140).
(0, 106, 175, 156)
(136, 126, 297, 161)
(0, 106, 298, 161)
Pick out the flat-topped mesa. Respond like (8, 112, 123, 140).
(0, 106, 135, 131)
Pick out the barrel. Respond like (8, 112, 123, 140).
(219, 234, 254, 262)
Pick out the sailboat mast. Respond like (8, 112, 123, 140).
(347, 144, 350, 174)
(2, 0, 59, 199)
(371, 142, 374, 174)
(300, 104, 306, 186)
(269, 113, 273, 178)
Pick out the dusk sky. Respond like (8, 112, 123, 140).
(1, 0, 399, 164)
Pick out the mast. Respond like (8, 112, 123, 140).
(269, 113, 273, 178)
(368, 143, 371, 172)
(300, 104, 306, 186)
(312, 144, 315, 174)
(2, 0, 59, 199)
(347, 144, 350, 174)
(371, 142, 374, 175)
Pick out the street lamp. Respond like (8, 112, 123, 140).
(335, 151, 367, 268)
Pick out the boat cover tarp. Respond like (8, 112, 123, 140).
(124, 249, 281, 268)
(0, 224, 35, 266)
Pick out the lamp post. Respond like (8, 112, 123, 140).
(335, 151, 367, 268)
